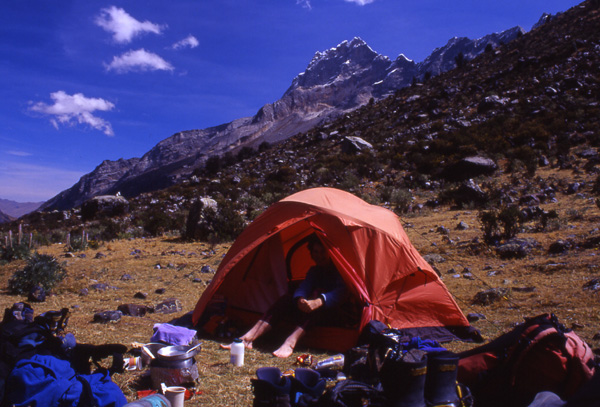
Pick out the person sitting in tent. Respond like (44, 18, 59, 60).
(222, 235, 348, 358)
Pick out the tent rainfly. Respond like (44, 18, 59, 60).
(192, 187, 479, 351)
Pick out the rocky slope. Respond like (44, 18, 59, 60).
(40, 27, 524, 211)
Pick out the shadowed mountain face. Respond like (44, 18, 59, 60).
(40, 28, 524, 211)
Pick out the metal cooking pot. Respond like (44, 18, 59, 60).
(156, 343, 201, 361)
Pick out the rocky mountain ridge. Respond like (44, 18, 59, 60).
(40, 25, 525, 211)
(0, 199, 41, 221)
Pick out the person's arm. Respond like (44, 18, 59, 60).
(319, 272, 348, 308)
(293, 267, 318, 302)
(294, 267, 325, 313)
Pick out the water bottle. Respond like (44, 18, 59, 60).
(315, 354, 344, 369)
(123, 393, 171, 407)
(230, 338, 244, 366)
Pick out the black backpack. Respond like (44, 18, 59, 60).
(318, 380, 385, 407)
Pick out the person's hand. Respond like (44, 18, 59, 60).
(297, 297, 324, 313)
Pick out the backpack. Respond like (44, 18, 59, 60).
(5, 354, 127, 407)
(457, 313, 596, 407)
(317, 380, 386, 407)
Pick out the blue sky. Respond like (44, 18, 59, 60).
(0, 0, 581, 203)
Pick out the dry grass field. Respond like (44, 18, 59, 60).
(1, 168, 599, 406)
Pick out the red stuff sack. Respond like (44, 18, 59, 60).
(457, 313, 596, 407)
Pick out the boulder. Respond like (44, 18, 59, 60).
(81, 195, 129, 221)
(341, 136, 374, 154)
(496, 238, 539, 259)
(450, 179, 488, 207)
(443, 156, 497, 181)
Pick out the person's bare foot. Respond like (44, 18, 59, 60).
(220, 339, 253, 350)
(272, 343, 294, 358)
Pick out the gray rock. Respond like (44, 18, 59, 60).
(81, 195, 129, 221)
(341, 136, 374, 154)
(456, 221, 469, 230)
(496, 238, 539, 259)
(473, 288, 510, 306)
(423, 254, 447, 265)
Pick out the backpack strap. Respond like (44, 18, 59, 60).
(76, 375, 100, 407)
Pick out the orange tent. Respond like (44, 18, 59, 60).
(192, 187, 477, 351)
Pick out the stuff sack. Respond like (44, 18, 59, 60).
(458, 313, 596, 407)
(5, 354, 126, 407)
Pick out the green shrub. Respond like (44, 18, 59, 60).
(8, 253, 66, 295)
(479, 210, 500, 244)
(1, 242, 31, 262)
(185, 203, 246, 244)
(497, 206, 523, 239)
(390, 188, 413, 213)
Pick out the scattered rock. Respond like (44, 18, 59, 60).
(134, 292, 148, 299)
(423, 254, 446, 265)
(117, 304, 153, 317)
(456, 221, 469, 230)
(90, 283, 109, 291)
(93, 310, 122, 324)
(496, 238, 539, 259)
(155, 288, 166, 294)
(154, 299, 183, 314)
(28, 286, 46, 303)
(436, 226, 450, 235)
(467, 313, 486, 322)
(95, 252, 107, 259)
(548, 240, 572, 254)
(200, 265, 214, 274)
(583, 278, 600, 291)
(120, 274, 133, 281)
(473, 288, 510, 306)
(512, 286, 536, 293)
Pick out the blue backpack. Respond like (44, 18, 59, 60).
(5, 354, 127, 407)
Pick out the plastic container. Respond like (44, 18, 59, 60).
(315, 354, 344, 369)
(230, 338, 244, 366)
(123, 393, 171, 407)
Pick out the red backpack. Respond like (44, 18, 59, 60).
(457, 313, 596, 407)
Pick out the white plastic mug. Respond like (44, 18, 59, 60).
(165, 386, 186, 407)
(123, 356, 143, 371)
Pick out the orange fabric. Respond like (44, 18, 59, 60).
(191, 187, 469, 344)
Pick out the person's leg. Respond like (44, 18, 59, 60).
(272, 325, 305, 358)
(221, 319, 272, 349)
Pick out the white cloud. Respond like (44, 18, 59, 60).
(344, 0, 376, 5)
(172, 35, 199, 50)
(95, 6, 165, 43)
(7, 151, 32, 157)
(105, 49, 174, 73)
(296, 0, 312, 10)
(0, 161, 85, 202)
(29, 91, 115, 136)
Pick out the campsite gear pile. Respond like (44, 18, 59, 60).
(250, 314, 598, 407)
(0, 302, 128, 407)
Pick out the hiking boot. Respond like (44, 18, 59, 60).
(380, 348, 428, 407)
(291, 368, 326, 406)
(251, 367, 292, 407)
(424, 352, 460, 407)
